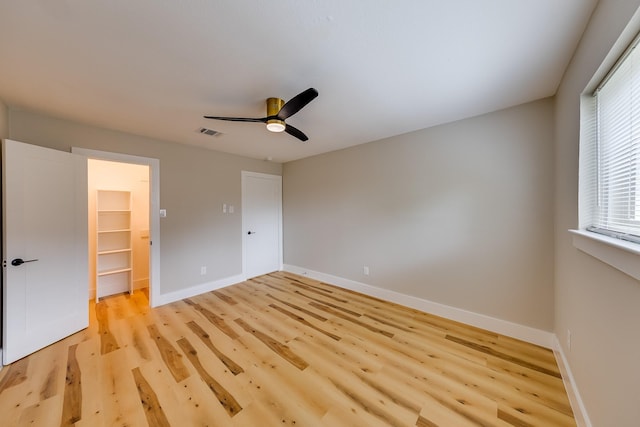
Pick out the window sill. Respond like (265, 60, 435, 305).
(569, 229, 640, 281)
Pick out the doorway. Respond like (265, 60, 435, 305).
(89, 159, 149, 300)
(73, 147, 161, 307)
(2, 141, 161, 365)
(242, 171, 282, 278)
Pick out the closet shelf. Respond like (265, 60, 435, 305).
(98, 248, 132, 255)
(98, 267, 132, 277)
(96, 190, 133, 300)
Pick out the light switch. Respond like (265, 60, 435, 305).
(159, 209, 167, 218)
(223, 203, 227, 213)
(229, 205, 234, 214)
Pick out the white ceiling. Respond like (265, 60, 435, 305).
(0, 1, 597, 163)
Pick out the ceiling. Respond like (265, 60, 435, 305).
(0, 1, 597, 163)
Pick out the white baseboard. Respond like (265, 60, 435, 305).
(283, 264, 555, 349)
(88, 283, 143, 301)
(153, 273, 245, 306)
(134, 278, 149, 290)
(552, 336, 592, 427)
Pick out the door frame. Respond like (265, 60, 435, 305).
(72, 148, 161, 307)
(241, 171, 283, 278)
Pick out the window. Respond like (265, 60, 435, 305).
(581, 33, 640, 245)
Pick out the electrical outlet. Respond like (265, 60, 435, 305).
(200, 266, 207, 275)
(363, 266, 370, 276)
(567, 329, 571, 351)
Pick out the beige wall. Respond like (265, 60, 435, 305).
(7, 108, 281, 295)
(554, 1, 640, 425)
(0, 99, 8, 138)
(283, 98, 555, 331)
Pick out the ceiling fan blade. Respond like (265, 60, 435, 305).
(277, 88, 318, 120)
(284, 123, 309, 142)
(203, 116, 267, 123)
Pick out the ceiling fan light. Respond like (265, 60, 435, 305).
(266, 120, 286, 132)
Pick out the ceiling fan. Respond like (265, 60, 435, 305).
(204, 88, 318, 142)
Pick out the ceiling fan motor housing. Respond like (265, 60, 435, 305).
(266, 97, 286, 132)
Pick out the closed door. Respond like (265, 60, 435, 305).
(2, 139, 88, 364)
(242, 172, 282, 279)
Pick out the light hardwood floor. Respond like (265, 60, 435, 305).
(0, 272, 575, 426)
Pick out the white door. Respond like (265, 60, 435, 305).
(242, 172, 282, 279)
(3, 139, 88, 364)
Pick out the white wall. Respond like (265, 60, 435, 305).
(554, 1, 640, 425)
(7, 108, 282, 297)
(283, 98, 555, 331)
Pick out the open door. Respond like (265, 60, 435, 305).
(2, 139, 88, 364)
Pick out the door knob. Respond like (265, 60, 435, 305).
(11, 258, 38, 266)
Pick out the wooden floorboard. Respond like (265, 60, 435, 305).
(0, 272, 576, 426)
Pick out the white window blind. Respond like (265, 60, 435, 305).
(586, 36, 640, 243)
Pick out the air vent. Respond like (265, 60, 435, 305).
(198, 127, 222, 137)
